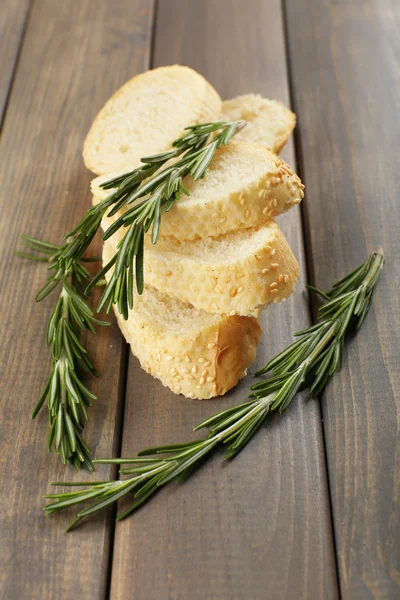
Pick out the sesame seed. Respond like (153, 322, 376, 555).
(258, 190, 264, 198)
(284, 274, 289, 283)
(271, 289, 279, 295)
(174, 385, 181, 391)
(271, 263, 279, 269)
(230, 288, 237, 297)
(211, 302, 219, 311)
(271, 249, 276, 256)
(273, 198, 278, 208)
(244, 209, 251, 219)
(255, 255, 262, 261)
(186, 374, 194, 380)
(216, 226, 221, 235)
(175, 357, 181, 362)
(229, 310, 237, 316)
(206, 376, 215, 382)
(191, 365, 198, 374)
(185, 355, 191, 363)
(199, 377, 206, 385)
(181, 368, 189, 374)
(237, 272, 245, 279)
(261, 268, 269, 274)
(207, 343, 216, 349)
(262, 207, 269, 215)
(279, 274, 284, 283)
(270, 282, 278, 289)
(187, 392, 194, 398)
(196, 385, 202, 390)
(166, 356, 173, 361)
(165, 270, 172, 277)
(299, 190, 305, 198)
(156, 354, 161, 362)
(201, 370, 208, 378)
(175, 375, 183, 381)
(237, 286, 244, 293)
(214, 286, 222, 294)
(170, 367, 177, 375)
(156, 371, 162, 377)
(240, 197, 245, 206)
(203, 360, 211, 367)
(198, 357, 206, 363)
(212, 212, 218, 218)
(219, 217, 227, 224)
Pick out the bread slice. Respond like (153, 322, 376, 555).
(221, 94, 296, 153)
(83, 65, 222, 175)
(92, 142, 304, 242)
(102, 209, 299, 317)
(103, 239, 262, 399)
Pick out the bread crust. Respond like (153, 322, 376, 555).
(103, 240, 262, 399)
(83, 65, 222, 175)
(91, 142, 304, 242)
(104, 217, 300, 317)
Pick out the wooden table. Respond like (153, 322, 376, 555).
(1, 1, 399, 598)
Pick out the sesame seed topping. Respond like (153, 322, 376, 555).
(165, 270, 172, 277)
(219, 217, 226, 224)
(198, 357, 206, 363)
(237, 286, 244, 293)
(216, 226, 221, 235)
(271, 289, 279, 295)
(255, 255, 262, 261)
(199, 377, 206, 385)
(170, 367, 177, 375)
(214, 286, 222, 294)
(174, 385, 181, 391)
(270, 282, 278, 289)
(166, 356, 173, 361)
(261, 268, 269, 274)
(299, 190, 305, 198)
(273, 198, 278, 208)
(206, 376, 215, 382)
(271, 263, 279, 269)
(258, 190, 264, 198)
(212, 212, 218, 219)
(229, 310, 237, 316)
(181, 368, 189, 374)
(186, 374, 194, 380)
(207, 343, 216, 349)
(191, 366, 198, 375)
(279, 274, 284, 283)
(244, 209, 251, 219)
(230, 288, 237, 297)
(203, 360, 211, 367)
(237, 272, 245, 279)
(284, 274, 289, 283)
(262, 207, 269, 215)
(201, 369, 208, 377)
(240, 197, 245, 205)
(185, 355, 191, 363)
(187, 392, 194, 398)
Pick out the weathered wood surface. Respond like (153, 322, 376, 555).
(0, 0, 31, 126)
(0, 0, 154, 598)
(109, 1, 338, 599)
(285, 0, 400, 598)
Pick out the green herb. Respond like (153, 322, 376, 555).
(44, 250, 384, 528)
(59, 120, 246, 317)
(17, 236, 108, 469)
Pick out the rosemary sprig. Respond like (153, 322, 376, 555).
(18, 235, 108, 469)
(57, 120, 246, 318)
(44, 250, 384, 528)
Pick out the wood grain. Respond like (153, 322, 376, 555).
(285, 0, 400, 598)
(110, 1, 338, 598)
(0, 0, 154, 598)
(0, 0, 31, 126)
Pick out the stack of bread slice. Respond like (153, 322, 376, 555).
(85, 65, 304, 399)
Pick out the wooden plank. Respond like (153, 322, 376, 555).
(0, 0, 154, 598)
(285, 0, 400, 597)
(0, 0, 31, 127)
(110, 1, 339, 598)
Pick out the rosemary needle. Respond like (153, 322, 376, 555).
(18, 235, 108, 469)
(44, 250, 384, 528)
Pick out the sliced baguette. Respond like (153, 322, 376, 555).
(102, 210, 299, 317)
(103, 239, 262, 399)
(92, 142, 304, 242)
(83, 65, 222, 175)
(221, 94, 296, 153)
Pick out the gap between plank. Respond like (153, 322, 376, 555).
(0, 0, 34, 133)
(103, 1, 159, 597)
(281, 0, 342, 596)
